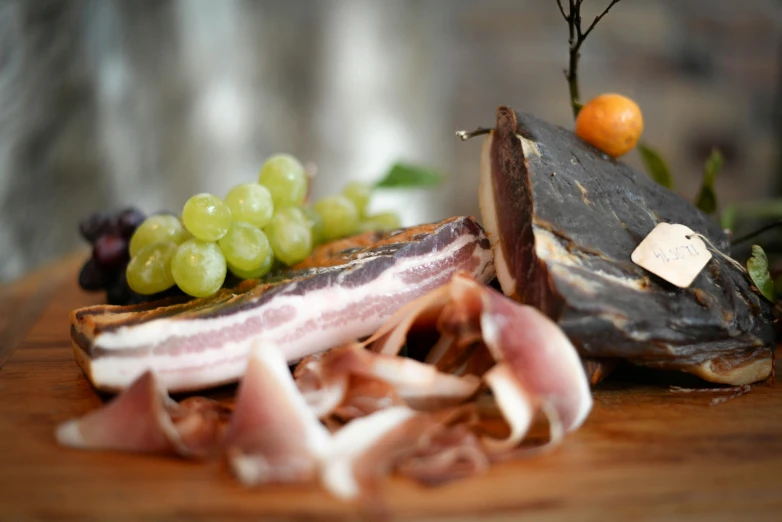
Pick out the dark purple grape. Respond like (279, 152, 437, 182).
(79, 213, 109, 243)
(102, 216, 121, 237)
(116, 207, 146, 239)
(78, 258, 110, 291)
(106, 271, 131, 305)
(93, 234, 129, 267)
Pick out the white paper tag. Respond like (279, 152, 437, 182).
(631, 223, 712, 288)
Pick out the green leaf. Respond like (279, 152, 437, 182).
(694, 148, 723, 215)
(747, 244, 775, 302)
(375, 163, 443, 189)
(638, 142, 673, 189)
(719, 203, 737, 231)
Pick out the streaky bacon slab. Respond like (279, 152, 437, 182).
(70, 217, 494, 393)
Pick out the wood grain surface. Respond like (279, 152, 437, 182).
(1, 257, 781, 522)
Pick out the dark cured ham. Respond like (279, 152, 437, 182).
(479, 107, 776, 385)
(70, 216, 495, 393)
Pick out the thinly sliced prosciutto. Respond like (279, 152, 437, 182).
(225, 343, 331, 486)
(294, 343, 482, 420)
(70, 217, 494, 393)
(322, 405, 487, 501)
(361, 273, 592, 444)
(55, 371, 228, 457)
(57, 272, 592, 502)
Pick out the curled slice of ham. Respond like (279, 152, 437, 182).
(294, 351, 352, 419)
(393, 406, 489, 487)
(358, 272, 592, 450)
(294, 344, 481, 419)
(322, 405, 488, 501)
(225, 343, 331, 486)
(479, 284, 593, 433)
(55, 371, 228, 457)
(322, 406, 417, 500)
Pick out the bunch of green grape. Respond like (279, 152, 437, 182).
(125, 154, 401, 298)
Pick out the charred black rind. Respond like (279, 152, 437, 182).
(78, 216, 490, 355)
(493, 107, 775, 372)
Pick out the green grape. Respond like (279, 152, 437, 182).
(182, 193, 232, 241)
(225, 183, 274, 228)
(275, 206, 310, 226)
(229, 253, 274, 280)
(126, 242, 177, 295)
(129, 215, 189, 257)
(171, 239, 227, 297)
(302, 206, 325, 246)
(258, 154, 307, 208)
(263, 207, 313, 266)
(314, 195, 359, 242)
(217, 222, 272, 272)
(342, 181, 372, 218)
(359, 211, 402, 233)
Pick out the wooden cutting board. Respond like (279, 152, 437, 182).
(1, 254, 781, 522)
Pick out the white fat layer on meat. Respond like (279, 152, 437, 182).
(303, 378, 348, 419)
(89, 231, 493, 391)
(517, 134, 541, 157)
(321, 406, 415, 500)
(686, 356, 772, 386)
(231, 454, 315, 486)
(371, 358, 480, 399)
(55, 421, 84, 447)
(478, 133, 516, 297)
(482, 364, 533, 452)
(537, 229, 647, 298)
(591, 269, 647, 292)
(533, 227, 583, 269)
(478, 307, 503, 361)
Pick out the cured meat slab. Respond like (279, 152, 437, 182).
(70, 216, 494, 392)
(479, 107, 776, 385)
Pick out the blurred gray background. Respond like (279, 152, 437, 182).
(1, 0, 781, 283)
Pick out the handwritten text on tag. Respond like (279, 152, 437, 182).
(631, 223, 712, 288)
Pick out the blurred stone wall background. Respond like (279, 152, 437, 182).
(0, 0, 780, 283)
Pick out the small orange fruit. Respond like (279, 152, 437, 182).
(575, 93, 644, 157)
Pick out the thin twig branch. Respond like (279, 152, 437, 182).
(455, 127, 493, 141)
(730, 219, 782, 246)
(556, 0, 568, 21)
(582, 0, 622, 40)
(557, 0, 623, 120)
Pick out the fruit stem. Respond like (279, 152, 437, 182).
(556, 0, 623, 120)
(455, 127, 493, 141)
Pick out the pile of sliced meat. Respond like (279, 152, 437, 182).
(57, 273, 593, 501)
